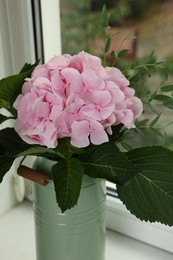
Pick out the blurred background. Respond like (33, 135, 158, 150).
(60, 0, 173, 59)
(60, 0, 173, 149)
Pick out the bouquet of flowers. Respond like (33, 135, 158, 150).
(1, 49, 173, 226)
(1, 10, 173, 227)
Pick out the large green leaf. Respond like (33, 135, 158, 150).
(0, 128, 61, 160)
(52, 158, 84, 212)
(18, 146, 60, 160)
(0, 61, 38, 115)
(117, 146, 173, 226)
(79, 142, 140, 185)
(0, 114, 13, 124)
(19, 61, 39, 74)
(0, 156, 15, 182)
(0, 128, 31, 156)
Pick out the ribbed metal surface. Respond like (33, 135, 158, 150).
(33, 158, 106, 260)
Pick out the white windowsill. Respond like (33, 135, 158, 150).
(0, 201, 172, 260)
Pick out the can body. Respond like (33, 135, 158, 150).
(33, 157, 106, 260)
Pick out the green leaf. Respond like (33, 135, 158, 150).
(104, 36, 111, 53)
(0, 114, 13, 124)
(0, 156, 15, 182)
(150, 113, 161, 126)
(161, 83, 173, 92)
(135, 119, 149, 127)
(52, 158, 84, 212)
(163, 97, 173, 109)
(120, 141, 133, 151)
(150, 127, 164, 137)
(18, 146, 59, 160)
(110, 50, 118, 59)
(101, 5, 111, 28)
(19, 60, 40, 73)
(154, 94, 170, 101)
(148, 103, 160, 114)
(150, 127, 164, 138)
(79, 142, 140, 185)
(124, 34, 136, 41)
(0, 128, 61, 160)
(117, 49, 129, 58)
(54, 138, 73, 159)
(117, 146, 173, 226)
(155, 95, 173, 109)
(143, 50, 155, 63)
(0, 128, 31, 156)
(0, 62, 38, 115)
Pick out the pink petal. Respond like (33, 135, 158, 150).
(32, 65, 49, 79)
(99, 105, 115, 120)
(70, 75, 84, 94)
(61, 68, 80, 84)
(33, 77, 51, 89)
(13, 94, 23, 109)
(35, 101, 50, 118)
(71, 120, 90, 147)
(106, 81, 125, 103)
(49, 105, 63, 121)
(81, 104, 100, 120)
(120, 110, 134, 128)
(82, 52, 101, 71)
(82, 70, 100, 91)
(92, 90, 112, 106)
(47, 54, 71, 69)
(71, 136, 89, 148)
(71, 120, 89, 139)
(18, 93, 37, 123)
(89, 120, 109, 145)
(130, 97, 143, 118)
(51, 71, 65, 97)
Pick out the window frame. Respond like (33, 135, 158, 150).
(106, 191, 173, 253)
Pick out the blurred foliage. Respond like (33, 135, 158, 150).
(60, 0, 132, 54)
(60, 1, 173, 149)
(60, 0, 166, 54)
(99, 6, 173, 150)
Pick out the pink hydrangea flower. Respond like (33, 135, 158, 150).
(13, 51, 143, 148)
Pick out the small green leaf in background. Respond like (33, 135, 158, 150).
(124, 34, 136, 41)
(150, 113, 161, 126)
(117, 146, 173, 226)
(150, 127, 164, 138)
(101, 5, 111, 28)
(163, 97, 173, 109)
(154, 93, 173, 109)
(161, 83, 173, 92)
(80, 142, 140, 185)
(154, 94, 170, 101)
(117, 49, 129, 58)
(104, 36, 111, 53)
(52, 158, 84, 212)
(135, 119, 149, 127)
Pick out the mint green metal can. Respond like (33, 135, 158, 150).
(33, 157, 106, 260)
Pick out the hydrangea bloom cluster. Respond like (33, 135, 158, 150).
(13, 51, 143, 148)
